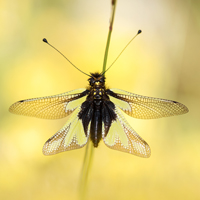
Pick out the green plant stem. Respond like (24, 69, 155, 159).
(102, 0, 117, 74)
(79, 139, 94, 200)
(79, 1, 117, 199)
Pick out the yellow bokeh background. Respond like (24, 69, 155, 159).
(1, 1, 200, 200)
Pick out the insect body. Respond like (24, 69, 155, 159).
(9, 72, 188, 158)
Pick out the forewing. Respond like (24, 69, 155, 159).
(43, 106, 89, 155)
(103, 107, 151, 158)
(9, 88, 88, 119)
(107, 89, 188, 119)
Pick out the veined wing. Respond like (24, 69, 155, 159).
(9, 89, 89, 119)
(107, 89, 189, 119)
(103, 107, 151, 158)
(43, 106, 89, 155)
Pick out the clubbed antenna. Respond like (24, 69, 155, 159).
(43, 38, 91, 77)
(102, 30, 142, 75)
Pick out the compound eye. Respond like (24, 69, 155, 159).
(99, 77, 105, 83)
(90, 79, 95, 85)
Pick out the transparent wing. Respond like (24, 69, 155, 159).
(9, 88, 88, 119)
(103, 107, 151, 158)
(107, 89, 189, 119)
(43, 106, 89, 155)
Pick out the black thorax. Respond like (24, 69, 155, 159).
(78, 73, 116, 147)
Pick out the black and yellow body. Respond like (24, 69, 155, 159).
(78, 73, 116, 147)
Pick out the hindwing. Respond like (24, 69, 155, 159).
(43, 106, 89, 155)
(103, 107, 151, 158)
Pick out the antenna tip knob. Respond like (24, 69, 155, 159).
(138, 30, 142, 34)
(43, 38, 48, 43)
